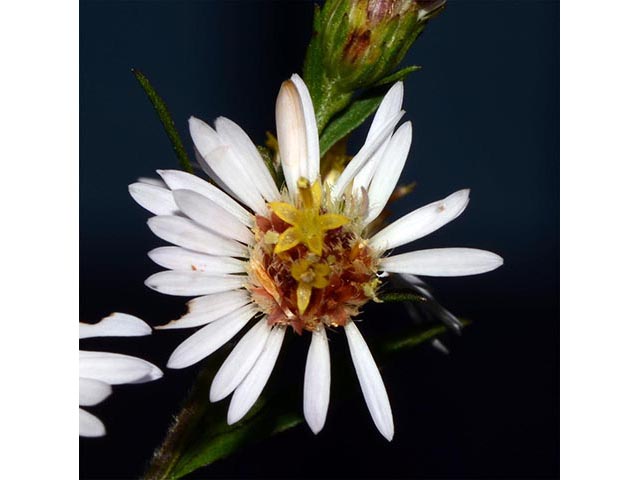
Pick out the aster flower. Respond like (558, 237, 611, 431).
(129, 74, 502, 441)
(79, 313, 163, 437)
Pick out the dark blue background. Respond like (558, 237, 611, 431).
(80, 1, 559, 478)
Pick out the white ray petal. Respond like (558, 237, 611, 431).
(214, 117, 279, 201)
(352, 136, 390, 193)
(137, 176, 166, 188)
(128, 182, 179, 216)
(148, 215, 248, 258)
(79, 313, 152, 339)
(148, 247, 246, 274)
(210, 319, 271, 402)
(369, 189, 470, 252)
(79, 378, 112, 406)
(157, 169, 253, 226)
(79, 351, 163, 385)
(145, 271, 246, 296)
(194, 148, 229, 192)
(189, 117, 267, 215)
(206, 145, 268, 215)
(365, 121, 413, 224)
(157, 290, 251, 330)
(172, 189, 253, 244)
(79, 408, 106, 437)
(351, 83, 404, 192)
(344, 321, 394, 441)
(186, 289, 252, 314)
(365, 81, 404, 145)
(332, 109, 405, 201)
(276, 79, 306, 196)
(166, 304, 258, 369)
(290, 74, 320, 183)
(303, 325, 331, 435)
(380, 248, 503, 277)
(227, 326, 286, 424)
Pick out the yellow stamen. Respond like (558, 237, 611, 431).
(297, 177, 314, 209)
(291, 259, 332, 314)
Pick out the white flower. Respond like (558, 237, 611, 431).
(130, 74, 503, 441)
(79, 313, 163, 437)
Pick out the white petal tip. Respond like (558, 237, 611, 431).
(209, 393, 221, 403)
(390, 80, 404, 95)
(306, 420, 324, 435)
(79, 409, 107, 438)
(148, 366, 164, 381)
(209, 377, 230, 403)
(226, 411, 242, 426)
(381, 429, 394, 442)
(166, 356, 186, 370)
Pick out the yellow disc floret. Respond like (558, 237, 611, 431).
(268, 178, 349, 256)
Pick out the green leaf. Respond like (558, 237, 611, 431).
(143, 350, 304, 480)
(145, 318, 466, 479)
(382, 320, 470, 354)
(319, 92, 384, 158)
(374, 65, 422, 87)
(132, 69, 193, 173)
(378, 291, 428, 303)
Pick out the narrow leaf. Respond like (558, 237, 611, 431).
(379, 291, 428, 303)
(132, 69, 193, 173)
(381, 320, 470, 354)
(319, 93, 384, 158)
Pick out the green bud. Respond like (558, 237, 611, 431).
(304, 0, 445, 132)
(321, 0, 444, 88)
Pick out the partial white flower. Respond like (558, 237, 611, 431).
(79, 313, 163, 437)
(130, 74, 503, 440)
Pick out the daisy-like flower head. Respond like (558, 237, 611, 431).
(79, 313, 163, 437)
(129, 74, 503, 440)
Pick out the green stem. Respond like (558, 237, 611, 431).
(143, 356, 219, 480)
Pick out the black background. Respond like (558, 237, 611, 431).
(80, 1, 559, 478)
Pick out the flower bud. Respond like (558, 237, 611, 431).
(313, 0, 446, 91)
